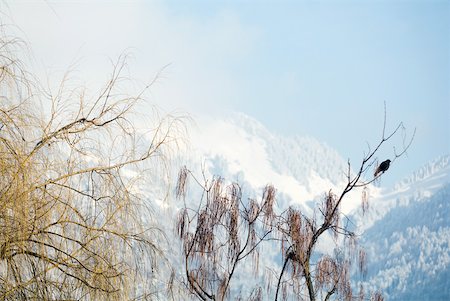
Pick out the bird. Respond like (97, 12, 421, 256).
(374, 159, 391, 177)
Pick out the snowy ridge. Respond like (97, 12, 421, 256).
(352, 156, 450, 300)
(229, 113, 348, 186)
(352, 155, 450, 232)
(394, 154, 450, 190)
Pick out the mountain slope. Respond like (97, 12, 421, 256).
(353, 155, 450, 301)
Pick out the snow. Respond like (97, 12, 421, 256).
(188, 113, 366, 214)
(191, 118, 307, 197)
(352, 155, 450, 300)
(137, 112, 450, 300)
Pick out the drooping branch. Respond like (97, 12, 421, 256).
(176, 171, 277, 300)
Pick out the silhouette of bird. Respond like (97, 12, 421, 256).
(374, 159, 391, 177)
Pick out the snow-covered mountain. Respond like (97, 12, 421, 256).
(187, 113, 365, 214)
(352, 155, 450, 301)
(141, 113, 449, 300)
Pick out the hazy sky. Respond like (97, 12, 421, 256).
(4, 0, 450, 183)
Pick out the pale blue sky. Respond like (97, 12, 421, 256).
(5, 0, 450, 184)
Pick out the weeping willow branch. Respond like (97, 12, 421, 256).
(0, 28, 184, 300)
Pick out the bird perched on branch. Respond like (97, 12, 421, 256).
(374, 159, 391, 177)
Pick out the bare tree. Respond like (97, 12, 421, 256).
(176, 106, 414, 301)
(0, 30, 183, 300)
(176, 173, 276, 300)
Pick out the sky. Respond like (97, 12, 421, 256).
(3, 0, 450, 184)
